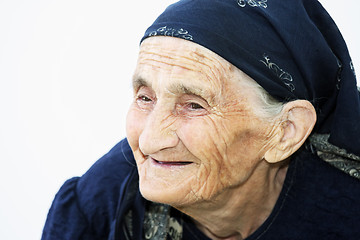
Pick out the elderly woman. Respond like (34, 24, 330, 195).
(42, 0, 360, 239)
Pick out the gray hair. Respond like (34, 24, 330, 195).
(252, 83, 285, 119)
(235, 69, 285, 119)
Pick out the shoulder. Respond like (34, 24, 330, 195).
(78, 138, 136, 191)
(294, 149, 360, 200)
(251, 149, 360, 240)
(275, 149, 360, 239)
(75, 138, 137, 233)
(42, 139, 138, 239)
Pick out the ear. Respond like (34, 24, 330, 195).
(264, 100, 316, 163)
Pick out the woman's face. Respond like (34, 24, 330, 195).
(126, 37, 275, 207)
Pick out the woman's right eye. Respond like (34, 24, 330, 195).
(136, 94, 154, 110)
(138, 95, 152, 102)
(135, 86, 156, 110)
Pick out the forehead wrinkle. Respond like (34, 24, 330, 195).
(138, 55, 193, 73)
(139, 45, 228, 84)
(138, 49, 201, 74)
(138, 39, 237, 105)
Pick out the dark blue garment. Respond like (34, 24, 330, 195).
(42, 139, 360, 239)
(41, 139, 142, 240)
(141, 0, 360, 156)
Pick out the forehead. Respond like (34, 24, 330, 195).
(138, 36, 231, 68)
(133, 37, 264, 111)
(135, 37, 234, 88)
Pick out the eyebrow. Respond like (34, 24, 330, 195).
(170, 83, 206, 98)
(132, 77, 149, 91)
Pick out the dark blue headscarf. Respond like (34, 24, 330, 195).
(141, 0, 360, 156)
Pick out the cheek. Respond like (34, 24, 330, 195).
(178, 117, 220, 157)
(177, 115, 265, 188)
(177, 117, 230, 177)
(178, 115, 243, 161)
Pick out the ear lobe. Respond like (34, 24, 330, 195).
(264, 100, 317, 163)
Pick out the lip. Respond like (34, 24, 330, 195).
(149, 157, 193, 167)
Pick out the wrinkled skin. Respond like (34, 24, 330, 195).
(126, 37, 278, 208)
(126, 37, 317, 239)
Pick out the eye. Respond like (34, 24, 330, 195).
(136, 94, 154, 105)
(176, 100, 208, 117)
(134, 86, 156, 110)
(189, 102, 204, 110)
(175, 93, 210, 117)
(139, 95, 152, 102)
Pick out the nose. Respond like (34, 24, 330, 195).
(139, 106, 179, 155)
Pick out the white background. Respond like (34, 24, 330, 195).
(0, 1, 359, 239)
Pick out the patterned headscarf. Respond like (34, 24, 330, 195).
(141, 0, 360, 157)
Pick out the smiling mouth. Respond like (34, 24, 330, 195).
(151, 158, 192, 166)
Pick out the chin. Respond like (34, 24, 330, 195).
(136, 157, 201, 206)
(139, 182, 181, 205)
(138, 173, 196, 207)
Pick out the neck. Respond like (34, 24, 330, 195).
(175, 160, 289, 240)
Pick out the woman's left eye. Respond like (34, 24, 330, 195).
(176, 95, 209, 116)
(189, 102, 204, 110)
